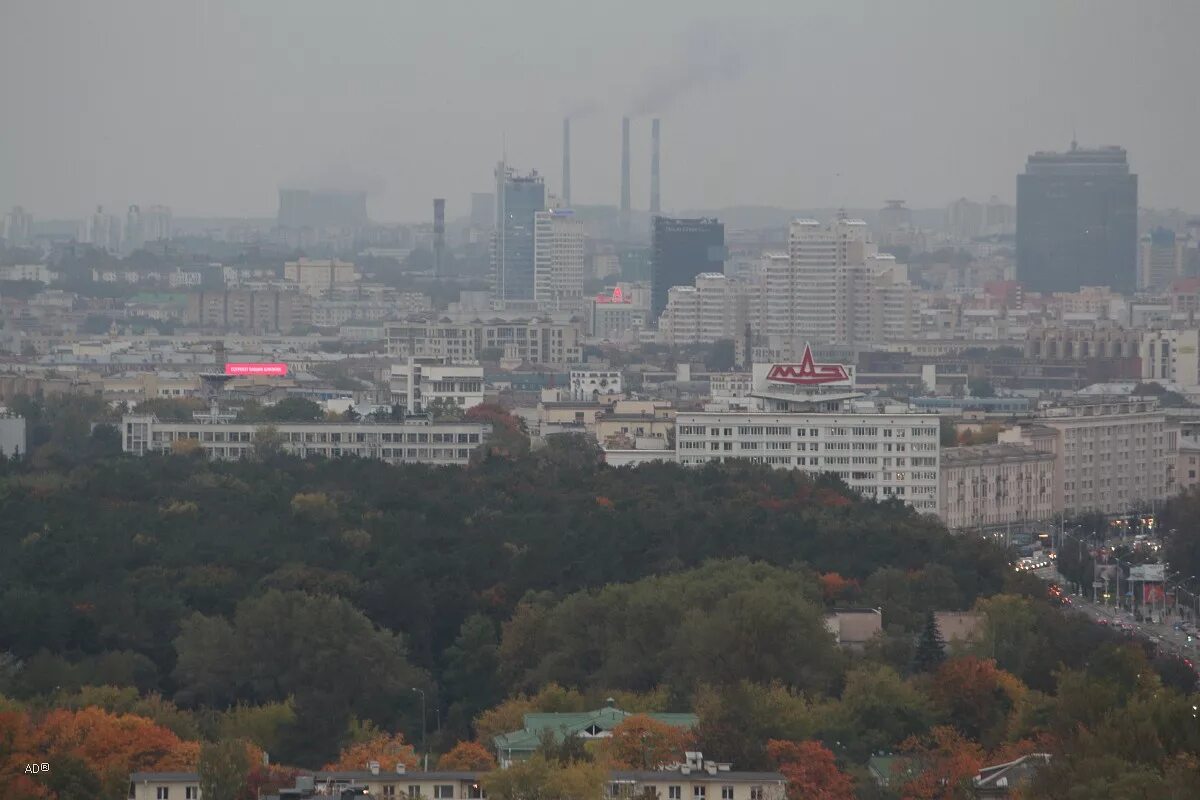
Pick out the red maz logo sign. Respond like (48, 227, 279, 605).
(766, 345, 849, 385)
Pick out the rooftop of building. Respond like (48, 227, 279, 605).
(942, 442, 1055, 464)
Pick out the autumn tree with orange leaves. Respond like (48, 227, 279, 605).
(604, 715, 694, 770)
(767, 739, 854, 800)
(438, 740, 498, 770)
(897, 726, 985, 800)
(323, 732, 419, 772)
(926, 657, 1026, 748)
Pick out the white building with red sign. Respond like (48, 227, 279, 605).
(681, 346, 940, 512)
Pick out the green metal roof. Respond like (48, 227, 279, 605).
(493, 707, 698, 755)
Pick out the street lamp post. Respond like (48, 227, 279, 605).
(411, 687, 427, 771)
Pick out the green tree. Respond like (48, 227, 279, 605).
(426, 397, 466, 421)
(198, 739, 251, 800)
(37, 753, 102, 800)
(912, 612, 946, 673)
(442, 615, 502, 739)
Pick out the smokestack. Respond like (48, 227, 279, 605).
(620, 117, 631, 213)
(562, 118, 571, 207)
(650, 118, 661, 215)
(433, 198, 445, 277)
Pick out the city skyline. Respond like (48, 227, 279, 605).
(3, 1, 1200, 221)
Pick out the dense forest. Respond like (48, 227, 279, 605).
(1, 397, 1199, 798)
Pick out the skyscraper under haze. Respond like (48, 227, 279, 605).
(1016, 143, 1137, 293)
(650, 217, 725, 321)
(491, 163, 546, 307)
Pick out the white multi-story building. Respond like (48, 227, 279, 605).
(385, 318, 582, 366)
(675, 411, 940, 512)
(658, 273, 758, 348)
(939, 443, 1056, 532)
(3, 206, 33, 247)
(389, 357, 485, 414)
(0, 264, 57, 284)
(570, 369, 622, 401)
(284, 258, 358, 296)
(121, 415, 490, 466)
(772, 219, 916, 351)
(1140, 329, 1200, 388)
(534, 209, 585, 313)
(143, 205, 173, 242)
(587, 286, 648, 341)
(1000, 398, 1169, 516)
(1139, 229, 1187, 291)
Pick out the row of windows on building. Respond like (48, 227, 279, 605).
(149, 430, 482, 445)
(676, 425, 937, 438)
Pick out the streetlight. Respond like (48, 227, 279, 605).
(411, 687, 427, 771)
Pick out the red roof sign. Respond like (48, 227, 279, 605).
(766, 345, 850, 385)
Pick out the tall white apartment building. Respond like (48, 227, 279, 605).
(658, 273, 760, 347)
(534, 209, 585, 313)
(780, 218, 915, 349)
(675, 411, 940, 512)
(1000, 398, 1169, 516)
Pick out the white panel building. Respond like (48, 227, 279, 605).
(675, 411, 940, 512)
(534, 209, 585, 313)
(390, 357, 485, 414)
(122, 416, 490, 466)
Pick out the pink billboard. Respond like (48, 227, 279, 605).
(224, 362, 288, 377)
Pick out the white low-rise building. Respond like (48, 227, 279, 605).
(675, 411, 940, 512)
(122, 415, 490, 466)
(570, 369, 622, 402)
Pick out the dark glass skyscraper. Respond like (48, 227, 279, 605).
(1016, 143, 1137, 293)
(492, 163, 546, 305)
(651, 216, 725, 320)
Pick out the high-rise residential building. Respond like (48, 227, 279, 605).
(779, 218, 913, 349)
(1138, 228, 1186, 291)
(650, 217, 725, 320)
(534, 208, 585, 313)
(984, 195, 1015, 235)
(878, 200, 912, 233)
(277, 189, 368, 229)
(124, 205, 144, 255)
(1016, 143, 1138, 293)
(3, 206, 33, 247)
(84, 205, 122, 253)
(492, 163, 546, 308)
(658, 273, 749, 346)
(946, 197, 984, 240)
(470, 193, 495, 229)
(143, 205, 172, 242)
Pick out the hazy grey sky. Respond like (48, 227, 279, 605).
(2, 0, 1198, 222)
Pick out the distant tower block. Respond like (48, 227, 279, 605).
(620, 117, 631, 213)
(562, 118, 572, 207)
(433, 198, 446, 276)
(650, 118, 661, 214)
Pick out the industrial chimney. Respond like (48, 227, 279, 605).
(650, 118, 661, 214)
(562, 118, 572, 207)
(433, 198, 445, 276)
(620, 117, 631, 214)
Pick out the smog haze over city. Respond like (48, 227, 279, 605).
(3, 0, 1200, 219)
(6, 2, 1200, 799)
